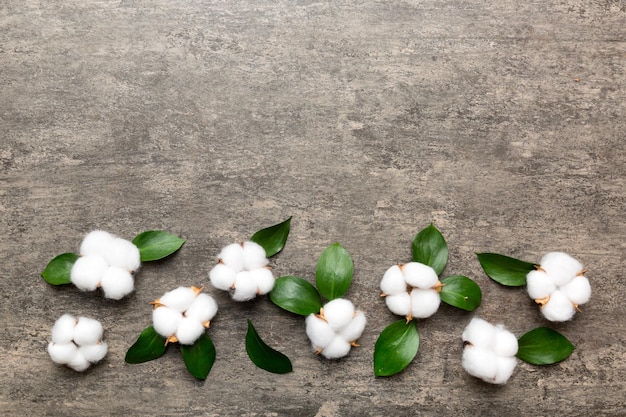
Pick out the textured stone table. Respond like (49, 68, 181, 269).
(1, 1, 624, 415)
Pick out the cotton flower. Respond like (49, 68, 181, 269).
(527, 252, 590, 322)
(305, 298, 366, 359)
(47, 314, 108, 372)
(151, 286, 218, 345)
(380, 262, 443, 321)
(70, 230, 142, 299)
(208, 241, 275, 301)
(461, 318, 518, 384)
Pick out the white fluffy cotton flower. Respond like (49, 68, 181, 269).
(70, 230, 142, 299)
(527, 252, 591, 322)
(461, 318, 518, 384)
(380, 262, 443, 320)
(151, 286, 218, 345)
(48, 314, 107, 372)
(305, 298, 366, 359)
(208, 241, 275, 301)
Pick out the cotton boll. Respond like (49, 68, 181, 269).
(493, 326, 519, 357)
(79, 230, 115, 257)
(542, 290, 576, 322)
(160, 286, 197, 313)
(322, 299, 355, 331)
(540, 252, 583, 286)
(48, 342, 78, 365)
(176, 317, 205, 345)
(104, 238, 141, 272)
(51, 314, 77, 345)
(321, 337, 352, 359)
(339, 311, 366, 343)
(409, 288, 440, 319)
(73, 317, 104, 346)
(100, 266, 134, 300)
(385, 293, 412, 317)
(306, 314, 336, 349)
(242, 241, 269, 270)
(561, 275, 591, 305)
(217, 243, 245, 272)
(232, 271, 258, 301)
(185, 293, 218, 323)
(462, 345, 498, 383)
(380, 265, 407, 296)
(79, 342, 108, 363)
(462, 318, 497, 349)
(153, 306, 182, 338)
(493, 356, 517, 384)
(209, 263, 237, 291)
(70, 255, 109, 291)
(526, 269, 556, 300)
(402, 262, 439, 289)
(66, 351, 91, 372)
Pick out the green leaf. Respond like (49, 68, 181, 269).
(132, 230, 186, 262)
(374, 319, 419, 377)
(180, 333, 216, 380)
(440, 275, 482, 311)
(315, 243, 354, 301)
(250, 217, 292, 258)
(245, 319, 293, 374)
(270, 276, 323, 316)
(516, 327, 575, 365)
(411, 224, 448, 275)
(125, 326, 168, 364)
(42, 253, 79, 285)
(476, 252, 536, 286)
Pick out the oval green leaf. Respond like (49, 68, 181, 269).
(42, 253, 79, 285)
(180, 333, 216, 380)
(440, 275, 482, 311)
(412, 224, 448, 275)
(315, 243, 354, 301)
(245, 319, 293, 374)
(125, 326, 168, 364)
(132, 230, 186, 262)
(374, 319, 419, 377)
(516, 327, 575, 365)
(270, 276, 323, 316)
(476, 252, 536, 286)
(250, 217, 292, 258)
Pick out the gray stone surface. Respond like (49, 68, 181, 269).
(1, 0, 625, 415)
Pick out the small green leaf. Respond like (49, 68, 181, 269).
(125, 326, 168, 364)
(42, 253, 79, 285)
(440, 275, 482, 311)
(374, 319, 419, 377)
(245, 319, 292, 374)
(180, 333, 216, 380)
(132, 230, 186, 262)
(315, 243, 354, 301)
(412, 224, 448, 275)
(250, 217, 292, 258)
(476, 252, 536, 286)
(517, 327, 575, 365)
(270, 276, 323, 316)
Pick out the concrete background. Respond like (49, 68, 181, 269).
(1, 0, 624, 416)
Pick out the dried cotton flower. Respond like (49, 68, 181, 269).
(48, 314, 108, 372)
(209, 241, 275, 301)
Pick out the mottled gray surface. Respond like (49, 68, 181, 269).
(1, 0, 625, 416)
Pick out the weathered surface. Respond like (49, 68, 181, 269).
(1, 0, 624, 415)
